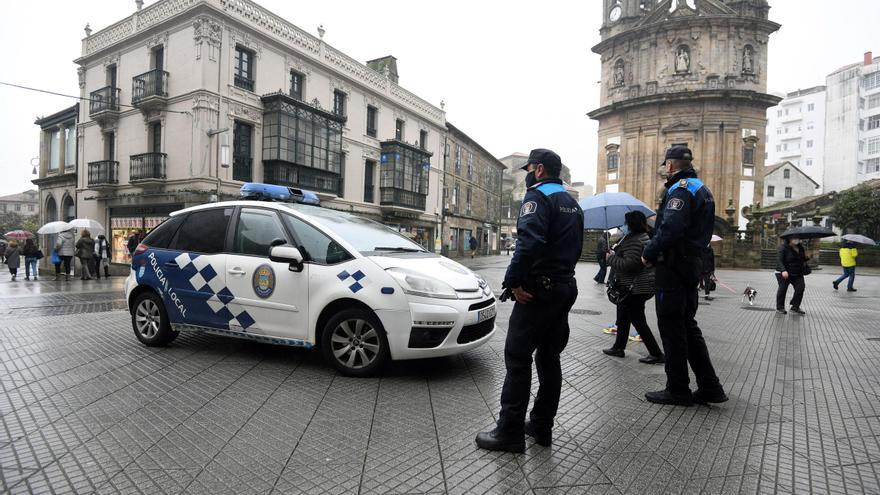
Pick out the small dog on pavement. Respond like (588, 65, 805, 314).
(741, 285, 758, 306)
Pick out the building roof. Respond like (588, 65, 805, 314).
(757, 178, 880, 215)
(445, 122, 506, 170)
(829, 55, 880, 76)
(0, 190, 39, 203)
(34, 104, 78, 129)
(783, 86, 826, 99)
(764, 161, 820, 188)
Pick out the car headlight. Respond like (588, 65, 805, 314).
(386, 268, 458, 299)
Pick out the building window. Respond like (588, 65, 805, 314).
(454, 144, 461, 175)
(806, 140, 813, 148)
(395, 119, 404, 140)
(606, 151, 619, 171)
(868, 115, 880, 131)
(149, 122, 161, 153)
(776, 128, 782, 135)
(419, 130, 428, 150)
(106, 64, 118, 88)
(776, 145, 781, 152)
(14, 204, 21, 212)
(869, 94, 880, 109)
(366, 105, 378, 138)
(105, 132, 115, 161)
(806, 159, 813, 166)
(333, 90, 346, 117)
(777, 110, 782, 117)
(806, 122, 814, 130)
(467, 152, 473, 179)
(784, 127, 788, 134)
(28, 204, 35, 212)
(234, 46, 255, 91)
(767, 186, 775, 197)
(785, 187, 792, 199)
(743, 146, 755, 165)
(865, 71, 880, 91)
(867, 158, 880, 173)
(364, 159, 375, 203)
(466, 187, 472, 215)
(868, 137, 880, 155)
(48, 129, 61, 171)
(807, 103, 815, 112)
(783, 169, 790, 179)
(290, 71, 304, 100)
(379, 140, 432, 210)
(233, 121, 253, 182)
(452, 183, 459, 211)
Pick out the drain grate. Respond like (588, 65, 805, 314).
(571, 309, 602, 316)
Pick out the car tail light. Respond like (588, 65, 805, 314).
(133, 243, 148, 256)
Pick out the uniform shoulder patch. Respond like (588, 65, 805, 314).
(667, 198, 685, 211)
(679, 179, 689, 188)
(520, 201, 538, 217)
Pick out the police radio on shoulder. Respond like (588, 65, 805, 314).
(239, 182, 321, 205)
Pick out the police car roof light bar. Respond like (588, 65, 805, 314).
(240, 183, 321, 205)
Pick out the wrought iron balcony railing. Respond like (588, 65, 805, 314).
(87, 160, 119, 186)
(89, 86, 120, 115)
(380, 188, 427, 211)
(234, 74, 254, 92)
(132, 69, 169, 105)
(233, 155, 253, 182)
(130, 153, 167, 181)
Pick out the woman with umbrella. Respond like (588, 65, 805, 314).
(54, 228, 75, 281)
(775, 235, 809, 315)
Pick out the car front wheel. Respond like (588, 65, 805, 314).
(131, 291, 178, 347)
(321, 308, 389, 377)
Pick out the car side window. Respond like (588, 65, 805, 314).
(172, 208, 232, 254)
(233, 209, 288, 257)
(282, 214, 352, 265)
(142, 215, 185, 249)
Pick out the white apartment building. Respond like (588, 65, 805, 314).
(765, 86, 826, 192)
(62, 0, 447, 265)
(824, 52, 880, 193)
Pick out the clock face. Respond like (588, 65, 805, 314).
(609, 5, 622, 22)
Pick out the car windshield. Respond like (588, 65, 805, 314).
(282, 204, 426, 254)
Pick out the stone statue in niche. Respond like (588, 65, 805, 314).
(613, 61, 626, 86)
(675, 46, 690, 73)
(742, 46, 754, 73)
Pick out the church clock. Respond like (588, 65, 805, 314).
(609, 5, 622, 22)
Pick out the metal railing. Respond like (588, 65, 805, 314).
(130, 153, 167, 181)
(233, 155, 252, 182)
(87, 160, 119, 186)
(132, 69, 169, 105)
(380, 188, 427, 211)
(89, 86, 120, 115)
(234, 74, 254, 92)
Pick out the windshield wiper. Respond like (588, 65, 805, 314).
(372, 246, 425, 253)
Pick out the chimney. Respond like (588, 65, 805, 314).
(866, 51, 874, 66)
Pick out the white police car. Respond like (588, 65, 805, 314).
(124, 183, 497, 376)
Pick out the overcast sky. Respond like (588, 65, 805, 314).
(1, 0, 878, 198)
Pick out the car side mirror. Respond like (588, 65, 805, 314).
(269, 244, 304, 272)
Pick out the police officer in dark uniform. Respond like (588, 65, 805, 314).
(642, 146, 728, 406)
(475, 149, 584, 453)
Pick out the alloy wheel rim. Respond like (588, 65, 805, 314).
(135, 299, 160, 339)
(330, 319, 380, 369)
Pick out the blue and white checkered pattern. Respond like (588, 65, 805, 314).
(174, 252, 259, 332)
(337, 269, 370, 293)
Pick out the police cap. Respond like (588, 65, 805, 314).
(521, 148, 563, 175)
(660, 145, 693, 166)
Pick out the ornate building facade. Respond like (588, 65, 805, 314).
(589, 0, 781, 228)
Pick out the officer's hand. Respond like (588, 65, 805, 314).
(512, 287, 533, 304)
(782, 271, 789, 280)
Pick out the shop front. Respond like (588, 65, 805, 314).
(109, 205, 182, 264)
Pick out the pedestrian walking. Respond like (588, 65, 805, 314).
(602, 211, 664, 364)
(832, 242, 858, 292)
(127, 230, 141, 256)
(94, 234, 112, 279)
(775, 237, 809, 315)
(21, 238, 41, 281)
(55, 229, 75, 281)
(0, 241, 6, 264)
(594, 234, 609, 283)
(469, 235, 478, 259)
(75, 229, 96, 280)
(641, 145, 727, 406)
(4, 241, 20, 281)
(476, 148, 583, 453)
(699, 245, 716, 301)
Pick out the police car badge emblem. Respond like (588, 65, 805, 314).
(252, 264, 276, 299)
(520, 201, 537, 217)
(667, 198, 684, 211)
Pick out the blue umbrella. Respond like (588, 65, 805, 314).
(578, 192, 656, 230)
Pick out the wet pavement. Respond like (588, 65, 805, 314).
(0, 257, 879, 494)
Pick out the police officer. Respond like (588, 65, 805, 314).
(641, 146, 728, 406)
(475, 149, 583, 453)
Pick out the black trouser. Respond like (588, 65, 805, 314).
(55, 256, 72, 276)
(594, 255, 607, 283)
(700, 273, 713, 296)
(655, 263, 722, 397)
(497, 280, 578, 434)
(776, 274, 805, 310)
(613, 293, 663, 356)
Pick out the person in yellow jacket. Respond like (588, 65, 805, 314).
(833, 242, 858, 292)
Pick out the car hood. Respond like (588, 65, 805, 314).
(366, 254, 483, 292)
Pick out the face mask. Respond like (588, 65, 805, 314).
(525, 171, 537, 188)
(790, 238, 800, 246)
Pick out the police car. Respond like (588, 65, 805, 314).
(124, 183, 497, 376)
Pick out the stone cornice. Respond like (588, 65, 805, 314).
(588, 89, 782, 120)
(77, 0, 444, 125)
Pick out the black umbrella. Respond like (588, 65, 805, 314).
(780, 225, 834, 239)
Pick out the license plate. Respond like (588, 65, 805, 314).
(477, 305, 496, 323)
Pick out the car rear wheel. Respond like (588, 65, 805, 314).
(321, 308, 389, 377)
(132, 291, 178, 347)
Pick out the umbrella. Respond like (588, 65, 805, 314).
(780, 225, 834, 239)
(710, 234, 723, 242)
(37, 221, 73, 235)
(578, 192, 655, 230)
(4, 230, 34, 241)
(69, 218, 105, 233)
(841, 234, 876, 246)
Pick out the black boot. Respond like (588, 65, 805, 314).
(475, 429, 524, 453)
(602, 348, 625, 358)
(693, 388, 729, 405)
(524, 421, 552, 447)
(639, 354, 665, 365)
(645, 389, 694, 406)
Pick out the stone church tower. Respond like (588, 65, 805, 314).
(589, 0, 781, 228)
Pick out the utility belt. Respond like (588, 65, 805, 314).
(526, 275, 576, 296)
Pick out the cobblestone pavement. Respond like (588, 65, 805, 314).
(0, 259, 879, 494)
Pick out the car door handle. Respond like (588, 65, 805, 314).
(163, 261, 178, 268)
(228, 268, 246, 276)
